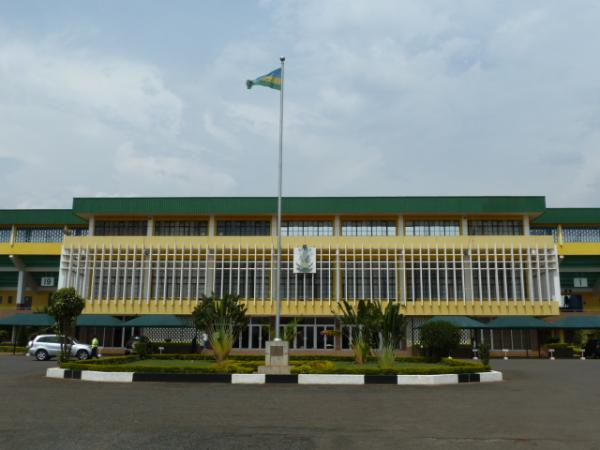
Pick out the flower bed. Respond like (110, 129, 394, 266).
(60, 355, 488, 375)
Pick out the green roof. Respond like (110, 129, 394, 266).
(551, 316, 600, 329)
(486, 316, 552, 329)
(533, 208, 600, 225)
(76, 315, 124, 327)
(421, 316, 487, 329)
(73, 196, 546, 216)
(123, 314, 190, 328)
(0, 313, 54, 326)
(0, 210, 86, 226)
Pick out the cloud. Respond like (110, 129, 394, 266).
(115, 142, 236, 195)
(0, 40, 183, 135)
(1, 2, 600, 208)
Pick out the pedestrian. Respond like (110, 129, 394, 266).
(201, 332, 209, 349)
(191, 335, 198, 354)
(91, 336, 99, 359)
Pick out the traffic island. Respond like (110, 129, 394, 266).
(46, 354, 502, 385)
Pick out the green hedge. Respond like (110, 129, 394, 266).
(0, 346, 26, 353)
(61, 359, 262, 374)
(60, 355, 487, 375)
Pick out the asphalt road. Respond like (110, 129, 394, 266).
(0, 355, 599, 450)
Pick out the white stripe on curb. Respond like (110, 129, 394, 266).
(231, 374, 265, 384)
(81, 370, 134, 383)
(478, 370, 503, 382)
(397, 374, 459, 385)
(298, 374, 365, 385)
(46, 368, 66, 379)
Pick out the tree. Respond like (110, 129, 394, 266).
(419, 321, 460, 361)
(375, 301, 407, 369)
(48, 288, 85, 362)
(192, 294, 248, 363)
(283, 319, 301, 345)
(336, 300, 379, 364)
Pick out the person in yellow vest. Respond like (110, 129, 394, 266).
(91, 336, 100, 359)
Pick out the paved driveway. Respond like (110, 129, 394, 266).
(0, 355, 599, 450)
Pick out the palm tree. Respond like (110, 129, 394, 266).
(375, 301, 407, 369)
(336, 300, 379, 364)
(192, 294, 248, 363)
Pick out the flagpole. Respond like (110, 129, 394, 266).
(275, 56, 285, 341)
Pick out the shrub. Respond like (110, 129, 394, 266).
(478, 343, 491, 365)
(419, 321, 461, 362)
(336, 299, 380, 364)
(0, 346, 26, 353)
(134, 341, 153, 359)
(192, 294, 248, 363)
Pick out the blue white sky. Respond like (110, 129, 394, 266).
(1, 0, 599, 208)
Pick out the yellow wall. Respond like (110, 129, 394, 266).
(557, 243, 600, 256)
(0, 243, 63, 256)
(582, 292, 600, 313)
(82, 299, 558, 317)
(64, 234, 556, 249)
(0, 290, 52, 312)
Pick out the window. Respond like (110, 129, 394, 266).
(530, 227, 558, 242)
(8, 296, 12, 304)
(95, 220, 147, 236)
(281, 220, 333, 236)
(563, 227, 600, 243)
(344, 261, 397, 300)
(0, 227, 11, 243)
(67, 228, 88, 237)
(405, 220, 460, 236)
(468, 220, 523, 236)
(16, 228, 64, 243)
(217, 221, 270, 236)
(0, 296, 3, 304)
(342, 220, 396, 236)
(155, 221, 208, 236)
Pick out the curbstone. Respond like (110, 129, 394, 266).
(232, 374, 265, 384)
(397, 374, 459, 385)
(298, 374, 364, 385)
(479, 370, 503, 383)
(46, 368, 66, 379)
(81, 370, 134, 383)
(47, 368, 502, 385)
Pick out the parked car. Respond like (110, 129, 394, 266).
(585, 339, 600, 358)
(26, 335, 92, 361)
(124, 335, 151, 354)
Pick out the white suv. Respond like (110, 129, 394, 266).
(26, 335, 92, 361)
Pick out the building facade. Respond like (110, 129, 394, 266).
(1, 196, 599, 350)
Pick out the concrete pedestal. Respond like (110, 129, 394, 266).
(258, 340, 291, 375)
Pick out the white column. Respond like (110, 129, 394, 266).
(208, 216, 216, 237)
(333, 216, 342, 236)
(523, 216, 530, 235)
(147, 218, 154, 236)
(10, 225, 16, 245)
(88, 216, 95, 236)
(16, 270, 25, 305)
(461, 217, 469, 236)
(397, 215, 404, 236)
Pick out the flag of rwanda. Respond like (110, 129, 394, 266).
(246, 68, 281, 90)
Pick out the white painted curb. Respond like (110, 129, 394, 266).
(397, 374, 459, 385)
(46, 368, 66, 379)
(298, 374, 365, 385)
(479, 370, 503, 382)
(81, 370, 133, 383)
(232, 374, 265, 384)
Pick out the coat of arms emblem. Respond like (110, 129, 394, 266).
(293, 245, 316, 274)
